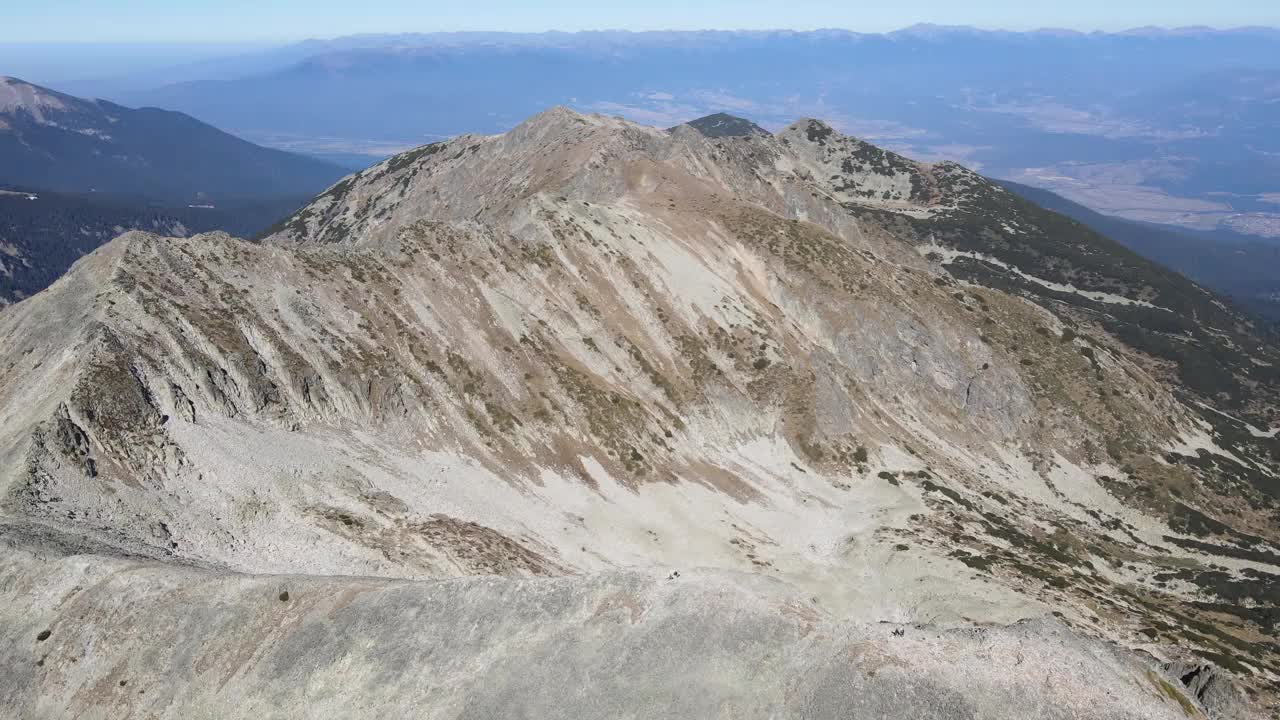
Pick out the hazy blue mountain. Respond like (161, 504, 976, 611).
(0, 42, 268, 91)
(124, 27, 1280, 137)
(114, 27, 1280, 239)
(0, 76, 347, 203)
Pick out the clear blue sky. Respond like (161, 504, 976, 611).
(2, 0, 1277, 43)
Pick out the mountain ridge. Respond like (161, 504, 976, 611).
(0, 106, 1275, 717)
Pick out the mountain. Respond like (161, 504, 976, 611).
(0, 186, 310, 308)
(116, 28, 1280, 240)
(1, 109, 1276, 717)
(679, 111, 769, 138)
(0, 76, 347, 203)
(126, 27, 1280, 141)
(1003, 180, 1280, 322)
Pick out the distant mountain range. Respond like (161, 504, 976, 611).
(75, 27, 1277, 242)
(0, 76, 347, 203)
(121, 27, 1280, 140)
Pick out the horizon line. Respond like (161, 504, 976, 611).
(5, 23, 1279, 46)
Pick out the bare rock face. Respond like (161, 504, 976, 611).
(1, 108, 1276, 717)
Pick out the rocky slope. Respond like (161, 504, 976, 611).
(1, 108, 1276, 717)
(0, 544, 1217, 720)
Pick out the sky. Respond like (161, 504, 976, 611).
(1, 0, 1278, 43)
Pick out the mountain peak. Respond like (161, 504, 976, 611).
(0, 76, 75, 116)
(890, 23, 988, 38)
(521, 104, 587, 125)
(678, 112, 769, 138)
(511, 104, 639, 134)
(501, 105, 642, 143)
(267, 108, 989, 248)
(781, 118, 838, 144)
